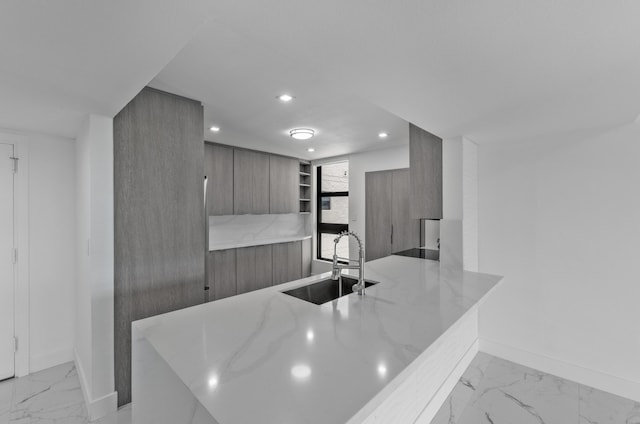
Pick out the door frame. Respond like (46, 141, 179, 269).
(0, 131, 30, 377)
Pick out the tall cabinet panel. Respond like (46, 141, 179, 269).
(236, 245, 273, 294)
(365, 171, 393, 261)
(391, 169, 421, 253)
(234, 149, 269, 214)
(114, 87, 204, 406)
(409, 123, 443, 219)
(365, 168, 420, 262)
(272, 241, 302, 284)
(269, 155, 299, 213)
(205, 143, 234, 216)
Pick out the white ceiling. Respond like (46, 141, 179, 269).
(3, 1, 640, 158)
(149, 22, 410, 159)
(0, 0, 213, 138)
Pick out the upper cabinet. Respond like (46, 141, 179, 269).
(205, 143, 234, 216)
(365, 168, 420, 261)
(206, 143, 308, 216)
(234, 149, 270, 214)
(409, 123, 443, 219)
(269, 155, 299, 213)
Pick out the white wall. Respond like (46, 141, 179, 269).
(311, 145, 410, 273)
(462, 139, 479, 272)
(478, 122, 640, 402)
(28, 133, 77, 371)
(75, 114, 116, 419)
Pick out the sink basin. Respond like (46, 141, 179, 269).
(282, 276, 377, 305)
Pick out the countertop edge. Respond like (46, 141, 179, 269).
(209, 234, 312, 251)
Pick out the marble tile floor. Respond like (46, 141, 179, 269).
(0, 362, 130, 424)
(2, 356, 639, 423)
(431, 352, 640, 424)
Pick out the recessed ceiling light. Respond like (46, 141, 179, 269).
(378, 132, 388, 139)
(291, 364, 312, 379)
(209, 126, 220, 132)
(290, 128, 315, 140)
(278, 94, 294, 102)
(307, 148, 315, 153)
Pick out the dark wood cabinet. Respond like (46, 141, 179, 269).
(409, 123, 443, 219)
(270, 155, 299, 213)
(234, 149, 270, 214)
(236, 245, 273, 294)
(272, 241, 303, 285)
(209, 249, 237, 300)
(302, 238, 312, 278)
(209, 240, 310, 299)
(114, 87, 204, 406)
(366, 168, 420, 261)
(365, 171, 393, 261)
(205, 143, 234, 216)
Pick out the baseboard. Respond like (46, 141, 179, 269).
(480, 338, 640, 403)
(30, 347, 74, 373)
(74, 349, 118, 422)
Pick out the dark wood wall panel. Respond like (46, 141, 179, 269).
(409, 123, 443, 219)
(114, 87, 204, 406)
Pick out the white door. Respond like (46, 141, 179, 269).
(0, 143, 14, 380)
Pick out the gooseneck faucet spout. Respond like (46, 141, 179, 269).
(330, 231, 366, 295)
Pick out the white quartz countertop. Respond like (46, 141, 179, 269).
(133, 256, 503, 424)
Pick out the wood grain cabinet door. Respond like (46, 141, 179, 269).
(209, 249, 237, 300)
(391, 169, 421, 253)
(205, 143, 234, 216)
(236, 245, 273, 294)
(302, 238, 312, 278)
(270, 155, 299, 213)
(365, 171, 393, 261)
(234, 149, 270, 214)
(272, 241, 303, 284)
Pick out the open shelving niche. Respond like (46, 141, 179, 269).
(299, 161, 311, 213)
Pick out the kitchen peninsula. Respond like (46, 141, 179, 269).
(132, 255, 502, 424)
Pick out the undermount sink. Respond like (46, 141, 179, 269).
(282, 276, 377, 305)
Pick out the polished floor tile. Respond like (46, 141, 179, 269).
(2, 357, 640, 423)
(431, 354, 640, 424)
(0, 363, 129, 424)
(431, 352, 493, 424)
(579, 385, 640, 424)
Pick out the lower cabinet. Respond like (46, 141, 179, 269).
(237, 245, 273, 294)
(302, 238, 312, 278)
(208, 249, 237, 300)
(208, 239, 311, 301)
(272, 241, 303, 285)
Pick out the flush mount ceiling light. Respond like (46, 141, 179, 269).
(307, 147, 315, 153)
(209, 126, 220, 132)
(278, 94, 294, 102)
(290, 128, 315, 140)
(378, 132, 388, 139)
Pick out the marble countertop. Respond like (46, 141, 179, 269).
(209, 234, 312, 251)
(133, 256, 503, 424)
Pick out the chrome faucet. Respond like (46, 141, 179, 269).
(330, 231, 366, 295)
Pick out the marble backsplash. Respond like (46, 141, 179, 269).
(209, 213, 311, 250)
